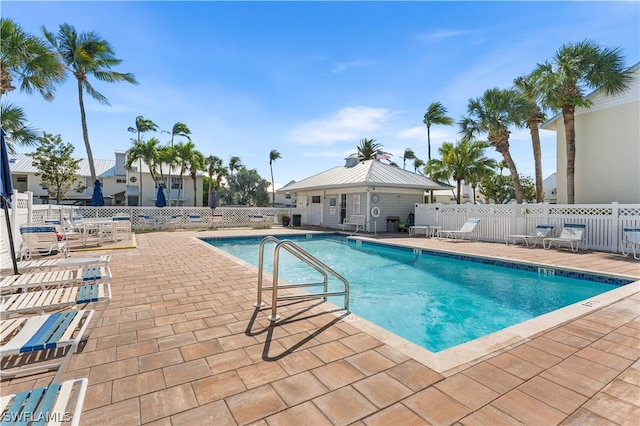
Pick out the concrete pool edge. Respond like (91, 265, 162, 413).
(194, 232, 640, 374)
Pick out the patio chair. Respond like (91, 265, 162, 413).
(543, 223, 586, 252)
(505, 224, 555, 247)
(0, 378, 89, 426)
(112, 214, 132, 241)
(212, 214, 224, 228)
(0, 310, 94, 383)
(620, 227, 640, 260)
(18, 225, 70, 261)
(439, 218, 481, 240)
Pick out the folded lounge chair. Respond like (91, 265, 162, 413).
(620, 227, 640, 260)
(0, 378, 89, 426)
(439, 218, 480, 240)
(543, 223, 586, 252)
(505, 224, 554, 247)
(0, 310, 94, 383)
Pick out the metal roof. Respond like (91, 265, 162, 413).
(8, 154, 117, 177)
(279, 159, 451, 192)
(8, 153, 199, 177)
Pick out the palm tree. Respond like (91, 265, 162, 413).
(1, 19, 64, 151)
(402, 148, 416, 170)
(161, 121, 191, 205)
(413, 158, 425, 174)
(174, 141, 204, 205)
(228, 156, 243, 175)
(356, 138, 381, 161)
(459, 87, 531, 203)
(127, 116, 158, 206)
(0, 104, 38, 153)
(1, 18, 64, 101)
(125, 138, 161, 206)
(269, 149, 281, 206)
(530, 40, 631, 204)
(423, 102, 454, 161)
(42, 23, 138, 182)
(205, 155, 226, 205)
(514, 74, 547, 202)
(426, 139, 497, 204)
(189, 151, 205, 207)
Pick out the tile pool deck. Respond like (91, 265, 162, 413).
(2, 228, 639, 425)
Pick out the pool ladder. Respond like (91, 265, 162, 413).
(255, 236, 350, 321)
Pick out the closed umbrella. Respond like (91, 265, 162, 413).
(1, 128, 19, 274)
(91, 179, 105, 207)
(209, 189, 217, 209)
(155, 185, 167, 207)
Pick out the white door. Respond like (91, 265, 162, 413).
(310, 195, 323, 225)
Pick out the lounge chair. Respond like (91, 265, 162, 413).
(620, 227, 640, 260)
(186, 214, 206, 228)
(543, 223, 586, 252)
(439, 218, 481, 240)
(0, 378, 89, 426)
(0, 310, 94, 383)
(505, 224, 555, 247)
(18, 225, 70, 261)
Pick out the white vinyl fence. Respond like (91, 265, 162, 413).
(415, 202, 640, 253)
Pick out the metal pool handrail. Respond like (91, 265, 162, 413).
(255, 236, 350, 321)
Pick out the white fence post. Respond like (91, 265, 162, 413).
(611, 202, 620, 253)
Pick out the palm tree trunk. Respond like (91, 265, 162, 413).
(501, 150, 524, 204)
(456, 179, 462, 204)
(192, 176, 197, 207)
(138, 159, 142, 206)
(77, 80, 97, 182)
(562, 106, 576, 204)
(529, 120, 544, 202)
(427, 125, 432, 161)
(270, 164, 275, 207)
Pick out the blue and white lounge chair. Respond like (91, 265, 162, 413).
(0, 378, 89, 426)
(0, 310, 94, 383)
(505, 224, 555, 247)
(18, 225, 70, 261)
(543, 223, 586, 252)
(620, 227, 640, 260)
(439, 218, 481, 240)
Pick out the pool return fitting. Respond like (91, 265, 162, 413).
(255, 236, 350, 321)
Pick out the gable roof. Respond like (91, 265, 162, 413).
(8, 153, 117, 177)
(278, 159, 450, 192)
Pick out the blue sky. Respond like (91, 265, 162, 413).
(4, 1, 639, 188)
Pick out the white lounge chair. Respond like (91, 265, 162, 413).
(0, 378, 89, 426)
(543, 223, 586, 252)
(0, 310, 94, 383)
(620, 227, 640, 260)
(505, 224, 555, 247)
(439, 218, 481, 240)
(18, 225, 70, 261)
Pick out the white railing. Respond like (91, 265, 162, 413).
(415, 202, 640, 253)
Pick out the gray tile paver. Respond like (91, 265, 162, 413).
(3, 230, 638, 425)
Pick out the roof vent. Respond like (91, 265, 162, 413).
(345, 157, 359, 167)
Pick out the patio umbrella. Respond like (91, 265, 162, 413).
(155, 185, 167, 207)
(1, 128, 19, 274)
(91, 179, 105, 207)
(209, 189, 217, 209)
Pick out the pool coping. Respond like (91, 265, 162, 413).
(195, 232, 640, 373)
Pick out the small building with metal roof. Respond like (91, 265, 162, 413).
(278, 157, 451, 231)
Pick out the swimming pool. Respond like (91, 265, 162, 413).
(202, 234, 634, 353)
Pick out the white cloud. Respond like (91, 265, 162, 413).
(415, 29, 470, 44)
(331, 59, 375, 74)
(289, 106, 392, 145)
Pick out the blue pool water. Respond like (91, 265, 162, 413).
(203, 234, 632, 352)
